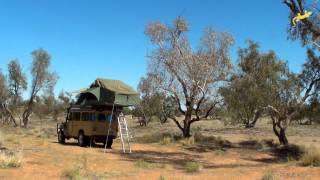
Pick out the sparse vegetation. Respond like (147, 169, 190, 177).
(180, 136, 195, 146)
(134, 159, 150, 168)
(300, 146, 320, 167)
(261, 171, 275, 180)
(185, 162, 202, 173)
(0, 150, 23, 168)
(61, 166, 82, 180)
(160, 136, 172, 145)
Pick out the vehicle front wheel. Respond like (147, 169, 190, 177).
(58, 131, 65, 144)
(78, 132, 87, 147)
(105, 137, 113, 148)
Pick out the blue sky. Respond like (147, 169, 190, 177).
(0, 0, 310, 96)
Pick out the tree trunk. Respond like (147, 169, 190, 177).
(183, 123, 191, 138)
(182, 108, 192, 138)
(22, 108, 31, 128)
(278, 128, 289, 145)
(271, 116, 289, 145)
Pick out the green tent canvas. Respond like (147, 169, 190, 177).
(76, 78, 140, 107)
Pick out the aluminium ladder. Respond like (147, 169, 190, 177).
(117, 115, 132, 153)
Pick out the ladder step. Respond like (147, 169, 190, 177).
(117, 116, 131, 153)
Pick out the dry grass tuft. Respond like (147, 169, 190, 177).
(134, 159, 150, 168)
(261, 171, 275, 180)
(300, 146, 320, 167)
(180, 136, 195, 146)
(0, 150, 23, 168)
(160, 136, 172, 145)
(61, 166, 82, 180)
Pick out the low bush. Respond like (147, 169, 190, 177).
(194, 132, 232, 148)
(0, 150, 23, 168)
(185, 162, 202, 173)
(300, 146, 320, 167)
(134, 159, 149, 168)
(261, 171, 275, 180)
(61, 166, 82, 180)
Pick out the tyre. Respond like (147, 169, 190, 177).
(58, 131, 65, 144)
(106, 137, 113, 148)
(78, 132, 87, 147)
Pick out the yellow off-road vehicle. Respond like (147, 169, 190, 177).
(56, 78, 139, 148)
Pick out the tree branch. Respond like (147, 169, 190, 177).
(171, 116, 183, 131)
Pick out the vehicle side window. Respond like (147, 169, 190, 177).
(81, 112, 89, 121)
(72, 112, 80, 121)
(98, 113, 106, 122)
(106, 114, 116, 122)
(89, 113, 96, 121)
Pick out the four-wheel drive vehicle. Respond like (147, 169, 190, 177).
(56, 78, 140, 148)
(57, 105, 119, 148)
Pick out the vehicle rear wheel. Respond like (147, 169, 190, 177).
(78, 132, 87, 147)
(58, 131, 65, 144)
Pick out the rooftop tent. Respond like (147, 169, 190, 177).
(76, 78, 140, 107)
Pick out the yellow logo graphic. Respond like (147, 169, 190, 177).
(292, 11, 313, 26)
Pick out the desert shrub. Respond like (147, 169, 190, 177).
(261, 171, 275, 180)
(0, 150, 23, 168)
(134, 159, 149, 168)
(61, 166, 82, 180)
(194, 132, 232, 148)
(300, 146, 320, 167)
(185, 162, 202, 173)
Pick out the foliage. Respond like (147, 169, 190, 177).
(144, 16, 233, 137)
(220, 41, 288, 128)
(0, 72, 8, 103)
(7, 59, 27, 106)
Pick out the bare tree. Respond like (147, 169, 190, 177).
(22, 49, 58, 128)
(144, 17, 233, 137)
